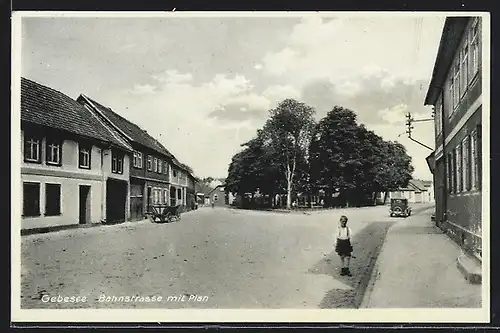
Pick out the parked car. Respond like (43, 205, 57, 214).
(390, 198, 412, 217)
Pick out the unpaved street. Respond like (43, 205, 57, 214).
(21, 205, 428, 309)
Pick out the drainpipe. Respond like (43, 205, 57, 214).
(100, 146, 106, 223)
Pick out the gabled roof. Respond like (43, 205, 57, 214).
(409, 179, 427, 191)
(78, 94, 174, 158)
(77, 94, 198, 177)
(21, 77, 132, 152)
(398, 179, 428, 192)
(424, 17, 470, 105)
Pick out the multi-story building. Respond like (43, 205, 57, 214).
(77, 95, 196, 218)
(20, 78, 133, 231)
(424, 17, 483, 260)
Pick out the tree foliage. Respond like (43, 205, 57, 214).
(226, 102, 415, 209)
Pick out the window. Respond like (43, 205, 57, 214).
(470, 18, 480, 79)
(163, 189, 168, 204)
(434, 95, 443, 135)
(153, 157, 158, 172)
(79, 144, 91, 169)
(164, 161, 169, 174)
(452, 60, 460, 110)
(133, 151, 143, 168)
(45, 183, 61, 216)
(448, 83, 454, 117)
(463, 136, 471, 191)
(153, 189, 159, 204)
(158, 159, 162, 173)
(457, 143, 463, 192)
(177, 188, 182, 200)
(23, 182, 40, 217)
(111, 151, 124, 174)
(24, 134, 41, 163)
(173, 169, 177, 178)
(452, 150, 457, 193)
(46, 138, 62, 165)
(460, 35, 469, 97)
(447, 153, 453, 194)
(147, 155, 153, 171)
(473, 125, 482, 189)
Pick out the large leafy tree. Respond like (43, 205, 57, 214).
(261, 99, 315, 209)
(309, 106, 361, 205)
(309, 106, 414, 207)
(372, 141, 414, 203)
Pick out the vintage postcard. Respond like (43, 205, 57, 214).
(11, 11, 490, 324)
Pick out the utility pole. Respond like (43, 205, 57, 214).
(405, 112, 434, 151)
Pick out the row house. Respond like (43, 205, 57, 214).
(77, 95, 195, 219)
(20, 78, 133, 231)
(424, 17, 483, 260)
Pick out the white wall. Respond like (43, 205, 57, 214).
(20, 130, 131, 229)
(21, 131, 106, 229)
(21, 174, 103, 229)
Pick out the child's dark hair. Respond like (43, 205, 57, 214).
(340, 215, 348, 222)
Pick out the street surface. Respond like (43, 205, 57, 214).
(21, 205, 428, 309)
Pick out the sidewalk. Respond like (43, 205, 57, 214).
(361, 207, 482, 308)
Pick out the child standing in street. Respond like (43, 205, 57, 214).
(335, 215, 353, 277)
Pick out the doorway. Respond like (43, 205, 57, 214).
(147, 186, 152, 213)
(79, 185, 91, 224)
(106, 179, 127, 223)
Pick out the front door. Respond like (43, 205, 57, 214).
(79, 185, 91, 224)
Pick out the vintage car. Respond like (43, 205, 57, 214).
(390, 198, 412, 217)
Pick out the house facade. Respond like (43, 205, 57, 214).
(20, 78, 133, 230)
(386, 179, 435, 204)
(424, 17, 483, 259)
(77, 95, 196, 219)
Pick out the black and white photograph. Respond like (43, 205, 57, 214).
(11, 11, 489, 323)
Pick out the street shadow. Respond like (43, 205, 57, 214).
(308, 221, 395, 309)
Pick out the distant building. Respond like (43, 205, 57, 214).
(20, 78, 133, 230)
(424, 17, 483, 260)
(386, 179, 434, 203)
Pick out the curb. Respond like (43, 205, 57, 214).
(21, 209, 199, 236)
(457, 254, 482, 285)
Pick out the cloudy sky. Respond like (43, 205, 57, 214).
(20, 13, 446, 180)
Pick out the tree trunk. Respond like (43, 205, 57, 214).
(286, 181, 292, 209)
(383, 192, 388, 205)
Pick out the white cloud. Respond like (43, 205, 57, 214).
(107, 71, 271, 177)
(336, 80, 361, 97)
(261, 48, 298, 76)
(378, 104, 408, 124)
(132, 83, 156, 94)
(152, 69, 194, 86)
(262, 84, 302, 103)
(254, 63, 263, 70)
(260, 16, 445, 87)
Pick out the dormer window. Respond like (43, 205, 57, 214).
(24, 134, 41, 163)
(79, 143, 92, 169)
(158, 159, 163, 173)
(173, 169, 177, 178)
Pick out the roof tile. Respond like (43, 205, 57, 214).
(21, 77, 132, 151)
